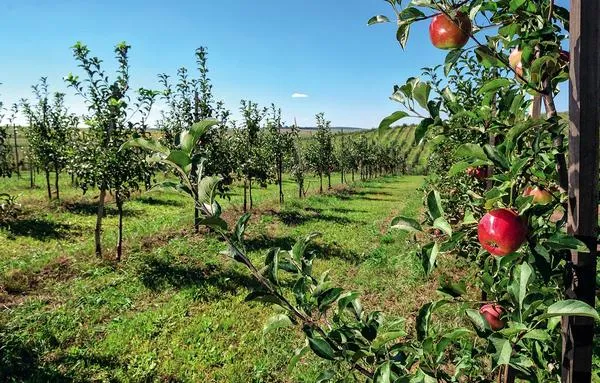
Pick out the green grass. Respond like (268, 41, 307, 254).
(0, 173, 446, 382)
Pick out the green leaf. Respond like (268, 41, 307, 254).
(483, 144, 509, 169)
(426, 190, 444, 221)
(413, 81, 431, 110)
(478, 78, 511, 95)
(368, 15, 390, 25)
(415, 118, 434, 145)
(444, 49, 462, 76)
(265, 248, 280, 285)
(308, 337, 336, 360)
(291, 232, 320, 264)
(454, 143, 488, 161)
(474, 46, 504, 68)
(234, 213, 251, 243)
(544, 233, 590, 252)
(263, 314, 293, 334)
(390, 216, 423, 232)
(150, 181, 193, 198)
(197, 175, 222, 207)
(416, 300, 447, 341)
(433, 217, 452, 236)
(544, 300, 599, 321)
(396, 22, 411, 49)
(399, 7, 425, 20)
(378, 111, 409, 131)
(466, 309, 490, 333)
(491, 337, 512, 366)
(198, 216, 228, 231)
(183, 118, 219, 153)
(166, 150, 191, 170)
(511, 263, 533, 311)
(462, 209, 477, 225)
(374, 361, 392, 383)
(318, 288, 343, 311)
(437, 278, 467, 298)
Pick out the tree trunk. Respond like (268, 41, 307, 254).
(95, 187, 107, 257)
(341, 166, 344, 184)
(352, 169, 355, 182)
(249, 178, 254, 209)
(54, 167, 60, 200)
(194, 199, 200, 233)
(116, 195, 124, 262)
(319, 174, 323, 194)
(278, 155, 284, 204)
(243, 179, 248, 212)
(13, 125, 19, 178)
(327, 172, 331, 190)
(45, 169, 51, 200)
(298, 179, 303, 198)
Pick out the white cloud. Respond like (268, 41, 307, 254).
(291, 92, 309, 98)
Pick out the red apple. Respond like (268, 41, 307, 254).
(522, 186, 533, 197)
(477, 208, 527, 256)
(528, 186, 553, 205)
(429, 12, 472, 50)
(480, 303, 505, 331)
(466, 166, 486, 180)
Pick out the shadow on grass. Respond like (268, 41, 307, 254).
(245, 234, 363, 264)
(3, 218, 75, 240)
(135, 196, 185, 207)
(0, 334, 76, 382)
(138, 256, 261, 298)
(272, 209, 357, 226)
(61, 200, 142, 217)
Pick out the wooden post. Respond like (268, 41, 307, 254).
(562, 0, 599, 381)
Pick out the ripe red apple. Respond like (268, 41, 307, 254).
(528, 186, 552, 205)
(480, 303, 505, 331)
(429, 12, 471, 50)
(477, 208, 527, 256)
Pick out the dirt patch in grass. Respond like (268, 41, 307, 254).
(0, 256, 76, 305)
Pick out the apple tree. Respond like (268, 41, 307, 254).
(191, 0, 600, 381)
(20, 77, 78, 200)
(0, 93, 13, 178)
(65, 42, 158, 260)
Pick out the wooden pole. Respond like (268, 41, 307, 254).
(562, 0, 599, 381)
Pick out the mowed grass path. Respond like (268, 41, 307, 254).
(1, 174, 436, 382)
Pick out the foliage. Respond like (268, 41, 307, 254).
(157, 47, 235, 185)
(122, 118, 223, 230)
(0, 93, 14, 178)
(65, 41, 158, 258)
(20, 77, 78, 199)
(0, 193, 20, 225)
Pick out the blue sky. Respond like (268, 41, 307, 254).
(0, 0, 569, 128)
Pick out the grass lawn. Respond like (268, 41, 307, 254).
(0, 173, 466, 382)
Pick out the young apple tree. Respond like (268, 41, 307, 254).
(20, 77, 78, 200)
(0, 92, 13, 178)
(65, 42, 158, 260)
